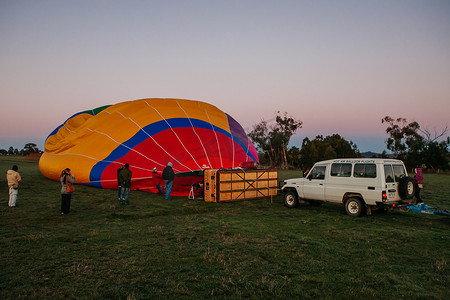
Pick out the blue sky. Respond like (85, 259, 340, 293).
(1, 0, 449, 152)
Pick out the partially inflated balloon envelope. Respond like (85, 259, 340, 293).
(39, 98, 259, 196)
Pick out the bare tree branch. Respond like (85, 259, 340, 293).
(418, 124, 448, 143)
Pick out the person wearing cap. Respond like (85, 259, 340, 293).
(60, 168, 75, 214)
(162, 162, 175, 200)
(152, 167, 164, 195)
(6, 165, 21, 207)
(119, 163, 132, 204)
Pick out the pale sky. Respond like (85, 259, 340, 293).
(1, 0, 449, 153)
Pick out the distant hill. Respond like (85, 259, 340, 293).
(361, 151, 380, 158)
(360, 151, 395, 158)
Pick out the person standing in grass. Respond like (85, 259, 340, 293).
(152, 167, 164, 195)
(117, 164, 124, 202)
(60, 168, 75, 214)
(162, 162, 175, 200)
(6, 165, 21, 207)
(119, 163, 132, 205)
(414, 167, 424, 205)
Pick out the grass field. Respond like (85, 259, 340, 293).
(1, 157, 449, 299)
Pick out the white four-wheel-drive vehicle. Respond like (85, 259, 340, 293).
(281, 158, 416, 217)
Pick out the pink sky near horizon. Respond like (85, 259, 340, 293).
(1, 0, 449, 153)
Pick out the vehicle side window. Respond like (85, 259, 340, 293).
(384, 165, 394, 183)
(354, 163, 377, 178)
(392, 165, 406, 182)
(308, 166, 326, 180)
(331, 163, 352, 177)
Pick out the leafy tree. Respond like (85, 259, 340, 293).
(272, 112, 303, 169)
(299, 134, 360, 171)
(248, 112, 302, 169)
(287, 146, 301, 169)
(22, 143, 40, 155)
(419, 125, 449, 170)
(324, 134, 359, 157)
(421, 139, 449, 171)
(381, 116, 422, 160)
(248, 120, 271, 165)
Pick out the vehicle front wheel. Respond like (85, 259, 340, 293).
(284, 191, 299, 208)
(344, 198, 366, 217)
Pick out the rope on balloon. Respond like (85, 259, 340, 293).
(143, 100, 202, 170)
(176, 100, 214, 169)
(204, 109, 224, 169)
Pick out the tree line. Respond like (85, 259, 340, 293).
(248, 112, 449, 172)
(0, 143, 42, 156)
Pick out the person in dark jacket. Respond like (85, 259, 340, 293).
(162, 162, 175, 200)
(119, 163, 132, 204)
(117, 165, 124, 202)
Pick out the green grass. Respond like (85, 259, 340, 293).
(1, 157, 449, 299)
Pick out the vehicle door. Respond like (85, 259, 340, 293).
(353, 163, 378, 204)
(303, 165, 326, 200)
(325, 163, 352, 202)
(384, 164, 397, 200)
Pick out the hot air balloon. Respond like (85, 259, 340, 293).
(39, 98, 259, 196)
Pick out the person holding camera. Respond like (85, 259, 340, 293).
(60, 168, 75, 214)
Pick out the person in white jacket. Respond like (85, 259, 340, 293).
(6, 165, 21, 207)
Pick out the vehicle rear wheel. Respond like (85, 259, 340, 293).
(284, 191, 299, 208)
(344, 198, 366, 217)
(398, 177, 415, 200)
